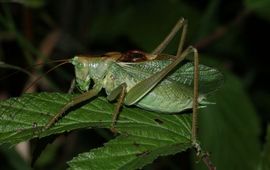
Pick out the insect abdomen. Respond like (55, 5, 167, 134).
(136, 81, 194, 113)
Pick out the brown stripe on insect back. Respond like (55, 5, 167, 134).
(118, 50, 149, 62)
(75, 52, 122, 62)
(101, 52, 122, 59)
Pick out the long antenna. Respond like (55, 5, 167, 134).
(0, 59, 69, 81)
(23, 60, 70, 93)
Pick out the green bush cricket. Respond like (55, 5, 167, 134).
(43, 18, 223, 148)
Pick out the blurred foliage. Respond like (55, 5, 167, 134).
(0, 0, 270, 170)
(245, 0, 270, 21)
(196, 70, 260, 170)
(4, 0, 45, 8)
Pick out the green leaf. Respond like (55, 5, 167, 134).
(68, 135, 190, 170)
(195, 71, 260, 170)
(257, 124, 270, 170)
(0, 92, 193, 169)
(245, 0, 270, 21)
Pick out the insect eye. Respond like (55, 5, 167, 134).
(75, 62, 84, 70)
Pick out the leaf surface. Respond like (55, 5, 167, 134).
(0, 92, 193, 169)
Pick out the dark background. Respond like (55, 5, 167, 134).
(0, 0, 269, 169)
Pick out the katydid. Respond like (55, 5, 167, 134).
(44, 18, 223, 145)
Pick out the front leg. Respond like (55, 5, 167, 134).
(44, 85, 102, 130)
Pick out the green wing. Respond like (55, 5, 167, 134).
(121, 60, 223, 105)
(170, 62, 224, 94)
